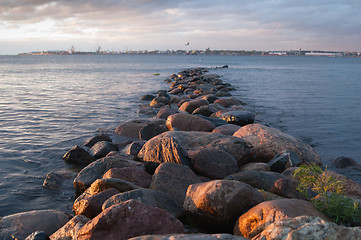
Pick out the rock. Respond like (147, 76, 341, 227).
(139, 122, 167, 141)
(138, 104, 158, 115)
(42, 172, 64, 189)
(150, 162, 202, 205)
(84, 134, 112, 148)
(212, 124, 241, 136)
(198, 94, 219, 103)
(25, 231, 49, 240)
(138, 132, 191, 166)
(157, 90, 171, 99)
(254, 215, 361, 240)
(150, 96, 169, 108)
(76, 200, 184, 240)
(233, 198, 329, 238)
(89, 141, 118, 159)
(190, 148, 238, 179)
(140, 94, 155, 101)
(179, 99, 209, 113)
(215, 91, 232, 97)
(102, 167, 152, 188)
(270, 177, 308, 199)
(258, 190, 285, 201)
(63, 145, 94, 165)
(192, 105, 219, 117)
(169, 88, 183, 95)
(332, 156, 361, 169)
(184, 180, 264, 232)
(239, 162, 270, 172)
(129, 233, 247, 240)
(166, 113, 215, 132)
(50, 215, 89, 240)
(233, 124, 322, 165)
(121, 141, 146, 156)
(225, 171, 284, 192)
(327, 171, 361, 198)
(156, 105, 179, 119)
(73, 188, 120, 218)
(115, 119, 151, 139)
(219, 110, 255, 126)
(0, 210, 71, 240)
(268, 150, 301, 173)
(102, 189, 183, 218)
(196, 115, 228, 127)
(73, 153, 142, 192)
(88, 178, 140, 195)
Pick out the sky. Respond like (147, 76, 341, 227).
(1, 0, 361, 55)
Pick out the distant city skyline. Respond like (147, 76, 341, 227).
(1, 1, 361, 55)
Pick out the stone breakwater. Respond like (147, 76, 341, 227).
(1, 67, 361, 240)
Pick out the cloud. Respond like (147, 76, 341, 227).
(0, 0, 360, 53)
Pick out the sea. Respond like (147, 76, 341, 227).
(0, 54, 360, 217)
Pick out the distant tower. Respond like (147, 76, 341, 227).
(70, 46, 75, 54)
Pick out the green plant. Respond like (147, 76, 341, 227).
(293, 163, 361, 226)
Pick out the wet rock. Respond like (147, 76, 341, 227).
(150, 162, 202, 205)
(212, 124, 241, 136)
(219, 110, 255, 126)
(115, 119, 151, 139)
(121, 141, 146, 156)
(25, 231, 49, 240)
(0, 210, 71, 240)
(42, 172, 63, 190)
(89, 141, 119, 159)
(63, 145, 94, 165)
(84, 134, 112, 148)
(233, 198, 328, 238)
(157, 90, 171, 99)
(239, 162, 270, 172)
(156, 105, 179, 119)
(184, 180, 264, 233)
(196, 115, 228, 127)
(332, 156, 361, 169)
(150, 96, 170, 108)
(138, 104, 158, 115)
(268, 150, 301, 173)
(129, 233, 247, 240)
(166, 113, 215, 132)
(103, 188, 183, 218)
(233, 124, 322, 165)
(139, 122, 167, 141)
(50, 215, 89, 240)
(225, 171, 284, 192)
(138, 132, 191, 166)
(140, 94, 155, 101)
(179, 99, 209, 114)
(102, 167, 152, 188)
(254, 215, 361, 240)
(190, 148, 238, 179)
(215, 91, 232, 97)
(76, 200, 184, 240)
(73, 188, 119, 218)
(73, 153, 141, 192)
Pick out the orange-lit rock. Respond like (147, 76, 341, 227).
(166, 113, 215, 132)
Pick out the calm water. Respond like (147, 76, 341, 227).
(0, 55, 360, 216)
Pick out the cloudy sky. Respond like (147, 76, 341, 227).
(1, 0, 360, 54)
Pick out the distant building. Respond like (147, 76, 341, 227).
(305, 52, 341, 57)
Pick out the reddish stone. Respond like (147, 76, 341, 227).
(166, 113, 215, 132)
(102, 167, 152, 188)
(212, 124, 241, 136)
(179, 99, 209, 114)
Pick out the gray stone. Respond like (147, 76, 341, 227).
(129, 233, 247, 240)
(63, 145, 94, 165)
(121, 141, 146, 156)
(25, 231, 49, 240)
(89, 141, 118, 159)
(84, 134, 112, 148)
(219, 110, 255, 126)
(268, 150, 301, 173)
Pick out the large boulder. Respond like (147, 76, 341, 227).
(102, 167, 152, 188)
(184, 180, 264, 232)
(225, 171, 284, 192)
(254, 215, 361, 240)
(268, 150, 301, 173)
(73, 153, 141, 192)
(156, 106, 179, 119)
(102, 189, 183, 218)
(84, 134, 112, 148)
(233, 198, 328, 238)
(129, 233, 247, 240)
(190, 148, 239, 179)
(139, 122, 167, 141)
(89, 141, 118, 159)
(219, 110, 255, 126)
(179, 99, 209, 113)
(63, 145, 94, 165)
(166, 113, 215, 132)
(138, 132, 191, 166)
(212, 124, 241, 136)
(73, 188, 120, 218)
(50, 215, 90, 240)
(233, 124, 322, 165)
(150, 163, 202, 205)
(115, 119, 151, 138)
(76, 200, 184, 240)
(0, 210, 71, 240)
(239, 162, 270, 172)
(87, 178, 140, 195)
(150, 96, 170, 108)
(192, 104, 219, 117)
